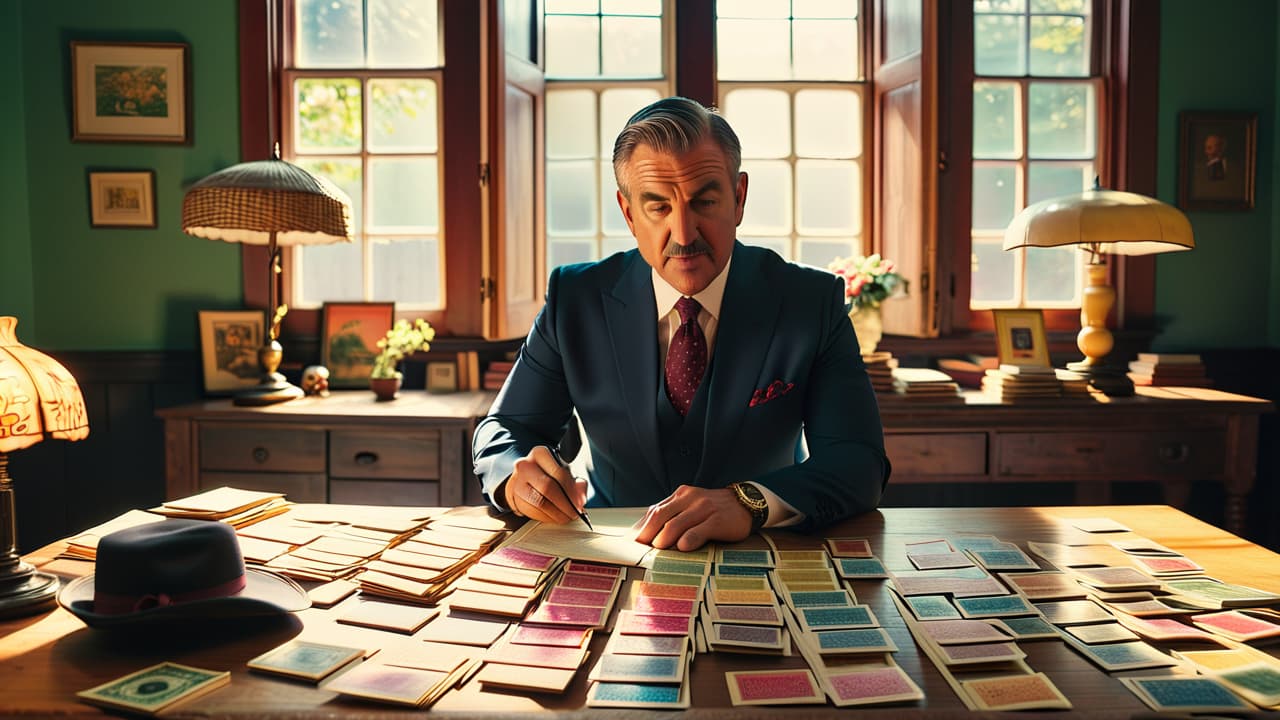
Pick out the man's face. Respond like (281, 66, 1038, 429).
(1204, 134, 1225, 160)
(616, 136, 747, 296)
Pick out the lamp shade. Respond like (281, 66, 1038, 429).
(0, 316, 89, 453)
(181, 156, 353, 246)
(1003, 188, 1194, 257)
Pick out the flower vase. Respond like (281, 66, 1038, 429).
(849, 306, 883, 355)
(370, 376, 402, 401)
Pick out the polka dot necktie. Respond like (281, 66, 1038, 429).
(665, 297, 707, 417)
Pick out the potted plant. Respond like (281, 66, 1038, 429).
(827, 254, 906, 354)
(370, 318, 435, 400)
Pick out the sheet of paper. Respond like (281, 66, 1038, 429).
(503, 508, 653, 566)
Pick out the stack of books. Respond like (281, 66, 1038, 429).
(889, 368, 963, 403)
(981, 365, 1062, 403)
(1056, 368, 1095, 399)
(483, 359, 515, 391)
(1127, 353, 1211, 387)
(861, 351, 897, 394)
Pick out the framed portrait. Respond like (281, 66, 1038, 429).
(321, 302, 395, 388)
(198, 310, 265, 395)
(88, 170, 156, 228)
(426, 361, 459, 393)
(1178, 111, 1256, 211)
(992, 309, 1051, 368)
(71, 41, 190, 143)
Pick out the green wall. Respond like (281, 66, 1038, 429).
(1, 2, 35, 333)
(1156, 0, 1277, 350)
(15, 0, 243, 351)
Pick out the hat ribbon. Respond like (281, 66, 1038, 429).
(93, 575, 247, 615)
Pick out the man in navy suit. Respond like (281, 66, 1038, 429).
(473, 97, 889, 551)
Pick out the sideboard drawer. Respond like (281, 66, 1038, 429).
(885, 433, 987, 475)
(329, 429, 440, 480)
(200, 426, 326, 473)
(199, 471, 328, 503)
(998, 431, 1225, 478)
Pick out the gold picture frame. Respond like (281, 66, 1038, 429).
(71, 41, 190, 143)
(197, 310, 265, 395)
(88, 170, 156, 228)
(992, 309, 1051, 368)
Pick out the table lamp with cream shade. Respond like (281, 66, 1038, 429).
(1003, 181, 1195, 395)
(182, 147, 353, 405)
(0, 316, 89, 617)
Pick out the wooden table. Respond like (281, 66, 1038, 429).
(5, 505, 1279, 718)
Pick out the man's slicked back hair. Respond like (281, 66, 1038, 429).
(612, 96, 742, 198)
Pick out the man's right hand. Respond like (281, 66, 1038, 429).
(500, 446, 587, 524)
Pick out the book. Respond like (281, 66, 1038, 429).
(1136, 353, 1202, 365)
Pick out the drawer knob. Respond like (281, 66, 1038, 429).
(354, 451, 379, 466)
(252, 447, 269, 463)
(1158, 442, 1190, 463)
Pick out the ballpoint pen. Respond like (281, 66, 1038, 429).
(548, 446, 594, 532)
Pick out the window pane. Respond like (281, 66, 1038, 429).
(1025, 245, 1080, 304)
(974, 15, 1026, 76)
(717, 19, 790, 80)
(295, 78, 362, 153)
(722, 88, 791, 159)
(796, 160, 859, 235)
(975, 0, 1026, 12)
(741, 236, 789, 258)
(793, 19, 858, 81)
(368, 79, 437, 152)
(296, 158, 364, 232)
(601, 161, 629, 234)
(793, 0, 857, 18)
(602, 0, 661, 13)
(546, 15, 601, 77)
(505, 0, 534, 63)
(1028, 163, 1089, 205)
(1030, 0, 1083, 12)
(717, 0, 789, 19)
(548, 238, 594, 269)
(547, 0, 598, 12)
(602, 16, 662, 77)
(972, 164, 1017, 230)
(1028, 82, 1094, 158)
(602, 236, 633, 257)
(1029, 15, 1086, 77)
(738, 160, 792, 235)
(372, 237, 440, 305)
(798, 238, 855, 269)
(296, 0, 363, 67)
(299, 241, 363, 304)
(973, 82, 1019, 158)
(795, 89, 860, 158)
(600, 88, 663, 157)
(548, 89, 598, 159)
(368, 0, 439, 68)
(971, 237, 1015, 304)
(548, 160, 597, 235)
(369, 157, 438, 230)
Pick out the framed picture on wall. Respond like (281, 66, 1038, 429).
(197, 310, 265, 395)
(321, 302, 395, 389)
(71, 41, 190, 143)
(1178, 111, 1256, 211)
(992, 309, 1051, 368)
(88, 170, 156, 228)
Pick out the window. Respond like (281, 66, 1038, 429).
(969, 0, 1101, 311)
(284, 0, 444, 311)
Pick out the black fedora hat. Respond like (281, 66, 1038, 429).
(58, 518, 310, 628)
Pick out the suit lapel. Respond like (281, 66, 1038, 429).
(602, 253, 664, 486)
(697, 245, 781, 483)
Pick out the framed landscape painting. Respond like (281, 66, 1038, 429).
(321, 302, 395, 388)
(71, 41, 189, 143)
(198, 310, 264, 395)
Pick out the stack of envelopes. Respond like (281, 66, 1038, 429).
(701, 548, 789, 656)
(356, 522, 505, 604)
(322, 650, 477, 708)
(149, 486, 291, 527)
(980, 364, 1062, 403)
(447, 546, 562, 618)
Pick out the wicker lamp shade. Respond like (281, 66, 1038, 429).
(181, 156, 352, 246)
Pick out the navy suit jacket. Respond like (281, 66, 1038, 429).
(472, 242, 889, 530)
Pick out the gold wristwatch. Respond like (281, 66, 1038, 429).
(729, 482, 769, 531)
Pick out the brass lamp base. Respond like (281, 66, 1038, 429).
(234, 372, 305, 406)
(0, 562, 58, 619)
(1066, 361, 1135, 397)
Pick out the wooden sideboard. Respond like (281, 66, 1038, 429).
(878, 386, 1274, 535)
(158, 391, 497, 508)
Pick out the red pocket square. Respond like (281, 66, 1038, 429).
(749, 379, 795, 407)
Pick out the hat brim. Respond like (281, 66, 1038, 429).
(57, 566, 311, 629)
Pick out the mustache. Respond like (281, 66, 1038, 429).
(664, 237, 714, 258)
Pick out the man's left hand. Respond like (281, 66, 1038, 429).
(633, 485, 753, 551)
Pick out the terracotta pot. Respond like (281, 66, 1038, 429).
(370, 376, 402, 401)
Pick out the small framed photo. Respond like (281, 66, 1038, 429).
(198, 310, 265, 395)
(992, 309, 1051, 368)
(1178, 111, 1256, 211)
(88, 170, 156, 228)
(71, 41, 190, 143)
(321, 302, 395, 389)
(426, 361, 459, 393)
